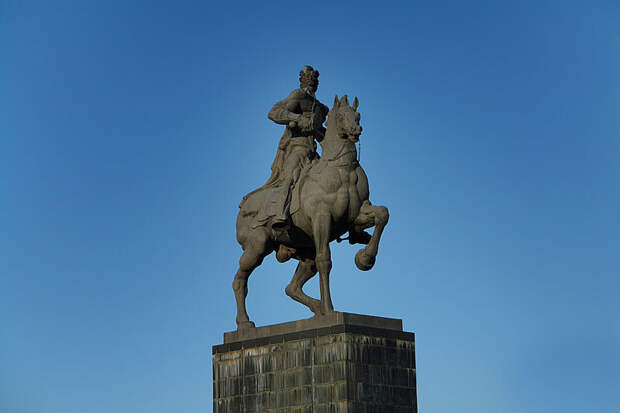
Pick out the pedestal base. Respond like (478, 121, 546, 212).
(212, 313, 417, 412)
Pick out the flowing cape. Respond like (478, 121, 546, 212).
(238, 128, 292, 208)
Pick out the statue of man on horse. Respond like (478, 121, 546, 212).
(234, 66, 390, 329)
(242, 65, 329, 233)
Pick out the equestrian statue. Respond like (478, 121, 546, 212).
(234, 66, 389, 329)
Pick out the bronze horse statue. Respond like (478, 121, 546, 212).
(234, 95, 389, 328)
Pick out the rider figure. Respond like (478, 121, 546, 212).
(256, 65, 329, 229)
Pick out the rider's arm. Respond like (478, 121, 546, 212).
(268, 90, 302, 125)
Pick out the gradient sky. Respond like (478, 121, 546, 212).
(1, 1, 619, 412)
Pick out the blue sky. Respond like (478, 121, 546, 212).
(1, 1, 618, 412)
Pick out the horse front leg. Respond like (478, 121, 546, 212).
(352, 200, 389, 271)
(312, 210, 334, 314)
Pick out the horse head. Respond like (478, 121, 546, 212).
(327, 95, 363, 143)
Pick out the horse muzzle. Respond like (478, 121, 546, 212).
(348, 127, 362, 142)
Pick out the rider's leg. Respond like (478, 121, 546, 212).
(273, 149, 307, 226)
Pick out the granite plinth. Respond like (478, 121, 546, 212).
(213, 313, 417, 413)
(223, 312, 403, 344)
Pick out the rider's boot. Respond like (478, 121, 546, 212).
(272, 212, 291, 243)
(272, 192, 292, 233)
(276, 244, 295, 263)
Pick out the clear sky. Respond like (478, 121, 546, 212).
(1, 1, 618, 412)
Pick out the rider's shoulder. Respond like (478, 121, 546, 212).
(287, 88, 306, 99)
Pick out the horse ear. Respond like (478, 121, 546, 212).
(342, 95, 349, 106)
(352, 96, 359, 111)
(333, 95, 339, 107)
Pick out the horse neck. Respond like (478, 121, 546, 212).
(320, 118, 355, 161)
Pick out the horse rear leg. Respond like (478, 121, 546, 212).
(285, 259, 321, 316)
(233, 232, 271, 329)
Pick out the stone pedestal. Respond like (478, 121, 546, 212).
(212, 313, 417, 412)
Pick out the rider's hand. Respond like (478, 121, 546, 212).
(288, 113, 303, 129)
(298, 113, 314, 132)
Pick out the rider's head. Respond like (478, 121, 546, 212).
(299, 65, 319, 94)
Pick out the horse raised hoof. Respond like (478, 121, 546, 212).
(355, 248, 376, 271)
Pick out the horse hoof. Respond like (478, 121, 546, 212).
(237, 321, 256, 330)
(308, 302, 322, 316)
(315, 308, 335, 317)
(355, 249, 375, 271)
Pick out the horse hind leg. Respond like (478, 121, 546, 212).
(233, 231, 272, 329)
(285, 259, 321, 316)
